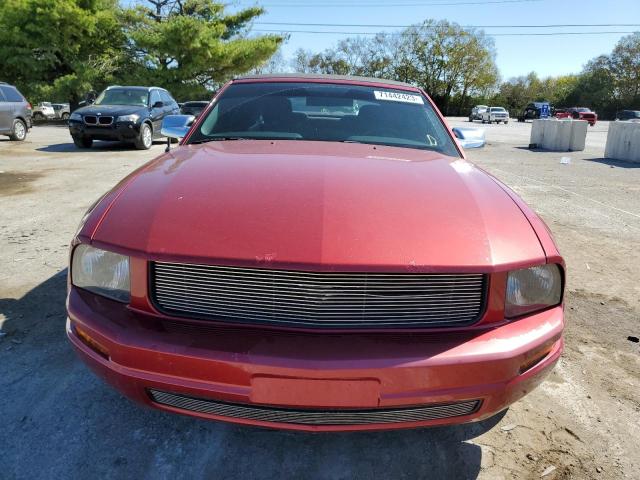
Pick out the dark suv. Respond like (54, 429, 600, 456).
(517, 102, 552, 122)
(616, 110, 640, 121)
(68, 86, 179, 149)
(0, 82, 32, 141)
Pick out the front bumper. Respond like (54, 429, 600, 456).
(68, 120, 141, 142)
(67, 287, 563, 432)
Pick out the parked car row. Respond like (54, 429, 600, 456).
(470, 102, 608, 127)
(469, 105, 509, 124)
(1, 79, 211, 146)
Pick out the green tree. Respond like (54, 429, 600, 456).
(494, 72, 580, 113)
(608, 32, 640, 106)
(120, 0, 285, 99)
(561, 33, 639, 118)
(291, 20, 498, 114)
(0, 0, 125, 103)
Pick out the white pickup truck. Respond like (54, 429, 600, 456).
(481, 107, 509, 124)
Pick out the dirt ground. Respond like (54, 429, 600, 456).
(1, 121, 639, 479)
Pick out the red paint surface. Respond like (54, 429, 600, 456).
(67, 288, 563, 431)
(555, 108, 598, 126)
(68, 75, 565, 430)
(90, 141, 545, 272)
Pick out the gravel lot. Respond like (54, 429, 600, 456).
(1, 120, 639, 479)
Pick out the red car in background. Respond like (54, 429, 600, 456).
(555, 107, 598, 126)
(66, 74, 565, 432)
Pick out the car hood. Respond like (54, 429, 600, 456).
(75, 104, 148, 117)
(90, 141, 545, 271)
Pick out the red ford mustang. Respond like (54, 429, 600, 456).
(66, 74, 565, 431)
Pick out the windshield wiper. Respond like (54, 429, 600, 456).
(190, 136, 248, 144)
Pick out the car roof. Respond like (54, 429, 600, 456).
(235, 73, 417, 89)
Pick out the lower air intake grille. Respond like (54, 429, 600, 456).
(148, 389, 481, 425)
(150, 262, 486, 328)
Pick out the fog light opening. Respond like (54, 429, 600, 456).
(74, 324, 110, 360)
(519, 339, 556, 375)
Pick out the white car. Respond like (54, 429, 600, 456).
(481, 107, 509, 124)
(469, 105, 488, 122)
(33, 102, 55, 121)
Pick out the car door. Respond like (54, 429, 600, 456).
(0, 88, 11, 133)
(148, 90, 164, 135)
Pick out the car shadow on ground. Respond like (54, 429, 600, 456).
(36, 140, 166, 153)
(513, 146, 544, 152)
(584, 157, 640, 169)
(0, 270, 505, 479)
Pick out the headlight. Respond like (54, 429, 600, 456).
(116, 114, 139, 122)
(71, 245, 130, 302)
(69, 112, 82, 121)
(505, 264, 562, 318)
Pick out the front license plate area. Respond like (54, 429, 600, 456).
(250, 376, 381, 408)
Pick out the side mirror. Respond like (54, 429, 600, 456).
(161, 114, 195, 140)
(452, 127, 486, 149)
(152, 101, 164, 109)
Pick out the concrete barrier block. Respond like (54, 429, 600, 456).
(554, 120, 572, 151)
(530, 119, 545, 148)
(569, 120, 588, 151)
(529, 119, 587, 152)
(605, 121, 640, 162)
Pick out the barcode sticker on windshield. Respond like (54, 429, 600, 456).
(374, 91, 424, 104)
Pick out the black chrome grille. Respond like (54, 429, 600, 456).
(151, 262, 486, 328)
(148, 389, 481, 425)
(84, 115, 113, 126)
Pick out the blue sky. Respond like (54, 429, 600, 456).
(232, 0, 640, 79)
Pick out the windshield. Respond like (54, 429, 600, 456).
(490, 107, 505, 112)
(188, 82, 460, 157)
(576, 108, 591, 112)
(95, 88, 148, 107)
